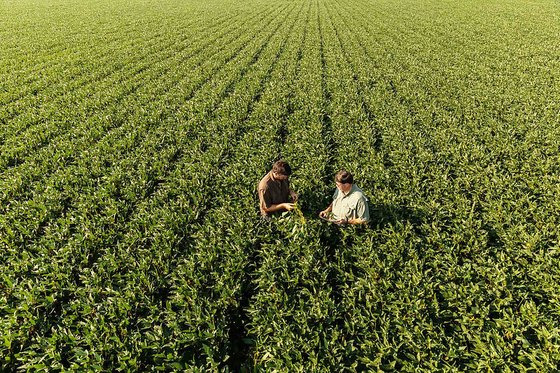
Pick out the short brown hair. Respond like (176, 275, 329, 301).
(335, 169, 353, 184)
(272, 160, 292, 176)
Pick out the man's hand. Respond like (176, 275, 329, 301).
(320, 203, 333, 219)
(290, 190, 298, 202)
(280, 202, 295, 211)
(333, 218, 348, 225)
(345, 218, 367, 225)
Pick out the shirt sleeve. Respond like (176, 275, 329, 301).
(283, 179, 291, 201)
(258, 188, 272, 212)
(355, 197, 370, 222)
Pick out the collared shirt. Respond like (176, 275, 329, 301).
(332, 184, 370, 222)
(257, 171, 290, 215)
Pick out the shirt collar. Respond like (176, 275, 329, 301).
(269, 171, 282, 183)
(342, 184, 357, 197)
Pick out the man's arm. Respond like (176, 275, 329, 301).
(344, 198, 369, 225)
(289, 189, 298, 202)
(345, 218, 367, 225)
(319, 203, 333, 218)
(259, 189, 294, 214)
(333, 216, 367, 225)
(263, 203, 295, 213)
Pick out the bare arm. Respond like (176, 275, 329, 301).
(262, 202, 295, 214)
(345, 218, 368, 225)
(319, 203, 333, 218)
(259, 189, 294, 214)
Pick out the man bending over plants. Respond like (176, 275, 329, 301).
(320, 170, 370, 225)
(258, 160, 298, 217)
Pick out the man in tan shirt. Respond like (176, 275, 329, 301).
(258, 160, 298, 217)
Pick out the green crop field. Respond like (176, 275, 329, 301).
(1, 0, 560, 370)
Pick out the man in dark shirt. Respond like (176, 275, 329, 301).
(258, 160, 298, 217)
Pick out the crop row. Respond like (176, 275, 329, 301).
(0, 1, 281, 209)
(0, 12, 233, 127)
(1, 0, 289, 302)
(323, 0, 559, 369)
(50, 1, 306, 368)
(2, 0, 559, 370)
(1, 1, 302, 369)
(244, 1, 344, 369)
(0, 0, 265, 108)
(0, 0, 219, 76)
(0, 4, 270, 158)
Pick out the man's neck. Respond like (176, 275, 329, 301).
(342, 184, 354, 196)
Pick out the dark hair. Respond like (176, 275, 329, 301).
(272, 160, 292, 176)
(335, 169, 353, 184)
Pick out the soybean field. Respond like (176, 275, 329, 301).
(1, 0, 560, 370)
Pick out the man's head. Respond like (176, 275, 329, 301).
(335, 169, 353, 193)
(272, 160, 292, 181)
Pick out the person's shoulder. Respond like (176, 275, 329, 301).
(352, 185, 368, 201)
(258, 172, 272, 190)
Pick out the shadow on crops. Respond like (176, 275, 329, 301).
(223, 235, 262, 372)
(316, 203, 430, 367)
(302, 194, 331, 217)
(223, 218, 283, 371)
(368, 203, 429, 230)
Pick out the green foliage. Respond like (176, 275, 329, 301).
(1, 0, 559, 370)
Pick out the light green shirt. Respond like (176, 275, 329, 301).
(332, 184, 370, 222)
